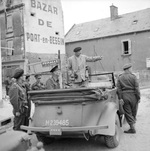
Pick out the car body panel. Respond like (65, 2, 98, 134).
(0, 130, 30, 151)
(22, 77, 120, 137)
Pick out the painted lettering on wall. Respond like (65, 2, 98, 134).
(26, 32, 64, 45)
(38, 19, 52, 28)
(31, 0, 58, 15)
(26, 33, 40, 42)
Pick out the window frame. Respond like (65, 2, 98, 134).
(6, 13, 13, 33)
(121, 39, 132, 56)
(6, 39, 14, 56)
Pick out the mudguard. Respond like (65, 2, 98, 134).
(0, 130, 30, 151)
(90, 101, 118, 136)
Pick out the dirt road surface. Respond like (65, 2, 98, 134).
(30, 88, 150, 151)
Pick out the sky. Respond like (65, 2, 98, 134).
(61, 0, 150, 34)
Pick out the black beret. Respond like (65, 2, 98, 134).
(123, 63, 132, 70)
(73, 47, 82, 52)
(50, 65, 58, 73)
(13, 68, 24, 79)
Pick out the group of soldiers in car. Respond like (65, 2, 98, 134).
(8, 46, 140, 134)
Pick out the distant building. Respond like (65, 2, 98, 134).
(65, 5, 150, 73)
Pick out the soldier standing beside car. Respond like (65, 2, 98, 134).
(67, 47, 103, 88)
(117, 63, 140, 134)
(9, 68, 29, 131)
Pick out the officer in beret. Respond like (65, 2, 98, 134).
(67, 47, 103, 88)
(117, 63, 140, 134)
(31, 74, 45, 90)
(9, 68, 29, 131)
(45, 65, 60, 89)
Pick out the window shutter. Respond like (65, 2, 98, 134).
(128, 39, 131, 54)
(12, 9, 23, 36)
(6, 14, 13, 33)
(7, 40, 13, 56)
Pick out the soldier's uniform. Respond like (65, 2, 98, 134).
(9, 68, 28, 131)
(117, 64, 140, 133)
(31, 81, 45, 90)
(46, 77, 60, 89)
(46, 65, 60, 89)
(31, 74, 45, 90)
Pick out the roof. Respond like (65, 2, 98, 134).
(65, 8, 150, 43)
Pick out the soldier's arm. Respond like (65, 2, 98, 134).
(67, 58, 72, 70)
(85, 55, 102, 62)
(134, 77, 141, 100)
(9, 87, 19, 112)
(31, 83, 39, 90)
(40, 82, 45, 89)
(67, 58, 74, 76)
(116, 78, 123, 100)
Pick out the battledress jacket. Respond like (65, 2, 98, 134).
(117, 72, 141, 100)
(45, 76, 60, 89)
(9, 82, 27, 115)
(31, 81, 45, 90)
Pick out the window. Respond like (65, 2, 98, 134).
(6, 14, 13, 33)
(121, 39, 131, 55)
(7, 39, 14, 56)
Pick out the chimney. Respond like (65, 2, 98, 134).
(110, 4, 118, 20)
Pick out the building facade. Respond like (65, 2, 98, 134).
(65, 5, 150, 74)
(0, 0, 65, 83)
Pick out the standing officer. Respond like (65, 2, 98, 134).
(45, 65, 60, 89)
(68, 47, 103, 88)
(117, 63, 140, 134)
(23, 74, 31, 126)
(9, 68, 28, 131)
(31, 74, 45, 90)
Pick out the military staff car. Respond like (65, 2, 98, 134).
(21, 72, 122, 148)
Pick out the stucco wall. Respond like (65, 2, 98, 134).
(65, 31, 150, 73)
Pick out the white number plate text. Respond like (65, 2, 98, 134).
(44, 119, 69, 126)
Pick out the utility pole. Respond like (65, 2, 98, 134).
(0, 30, 2, 101)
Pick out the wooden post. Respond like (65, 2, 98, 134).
(58, 50, 63, 88)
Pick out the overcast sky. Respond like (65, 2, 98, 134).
(61, 0, 150, 34)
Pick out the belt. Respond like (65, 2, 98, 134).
(122, 90, 135, 93)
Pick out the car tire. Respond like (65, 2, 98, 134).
(104, 114, 120, 148)
(36, 133, 55, 145)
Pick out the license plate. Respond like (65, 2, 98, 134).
(49, 125, 62, 136)
(44, 119, 69, 126)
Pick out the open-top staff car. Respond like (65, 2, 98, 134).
(21, 72, 122, 148)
